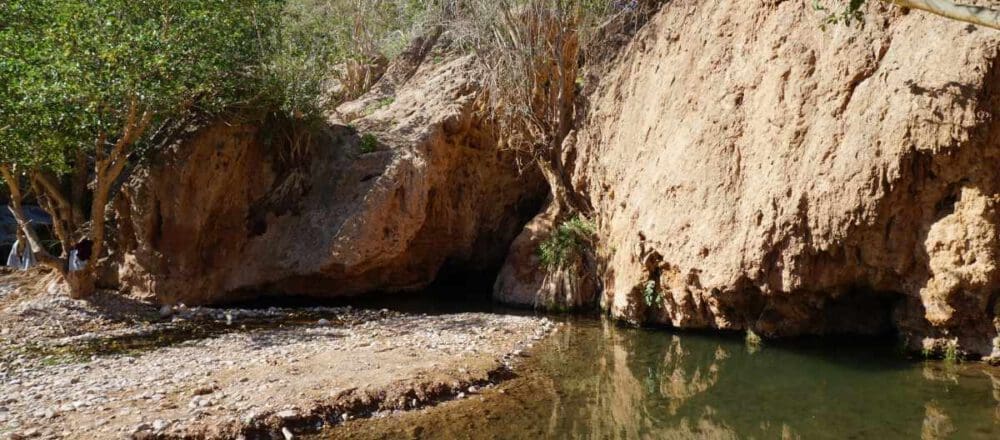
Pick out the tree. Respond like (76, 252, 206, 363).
(0, 0, 281, 298)
(819, 0, 1000, 30)
(448, 0, 614, 218)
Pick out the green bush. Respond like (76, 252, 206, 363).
(259, 0, 439, 120)
(538, 216, 596, 269)
(642, 280, 662, 309)
(360, 134, 379, 154)
(944, 340, 960, 363)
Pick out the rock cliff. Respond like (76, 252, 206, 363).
(112, 0, 1000, 358)
(115, 51, 544, 305)
(546, 0, 1000, 357)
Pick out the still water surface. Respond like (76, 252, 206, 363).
(324, 317, 1000, 439)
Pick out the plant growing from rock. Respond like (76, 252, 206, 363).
(449, 1, 662, 306)
(944, 339, 961, 363)
(538, 216, 596, 270)
(360, 134, 379, 154)
(447, 0, 654, 217)
(642, 280, 662, 309)
(745, 329, 763, 349)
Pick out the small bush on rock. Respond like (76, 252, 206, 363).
(538, 216, 596, 270)
(642, 280, 662, 309)
(360, 134, 379, 154)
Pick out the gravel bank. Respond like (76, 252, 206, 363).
(0, 281, 556, 439)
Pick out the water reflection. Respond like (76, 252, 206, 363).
(320, 318, 1000, 439)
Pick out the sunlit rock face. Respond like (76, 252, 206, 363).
(555, 1, 1000, 356)
(114, 49, 545, 305)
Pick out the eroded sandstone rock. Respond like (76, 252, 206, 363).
(500, 1, 1000, 356)
(116, 53, 544, 305)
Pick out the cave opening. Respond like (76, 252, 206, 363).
(223, 260, 521, 316)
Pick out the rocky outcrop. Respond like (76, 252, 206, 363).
(116, 52, 544, 305)
(501, 1, 1000, 357)
(493, 201, 600, 310)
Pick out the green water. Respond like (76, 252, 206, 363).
(328, 318, 1000, 439)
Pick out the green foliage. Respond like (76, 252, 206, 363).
(813, 0, 868, 29)
(538, 216, 596, 269)
(262, 0, 439, 118)
(0, 1, 82, 171)
(0, 0, 281, 172)
(944, 340, 960, 363)
(364, 97, 395, 115)
(642, 280, 661, 309)
(360, 133, 379, 154)
(921, 340, 962, 363)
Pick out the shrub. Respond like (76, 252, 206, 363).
(259, 0, 440, 118)
(642, 280, 662, 309)
(944, 340, 960, 364)
(538, 216, 596, 269)
(360, 134, 379, 154)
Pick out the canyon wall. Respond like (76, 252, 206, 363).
(115, 50, 544, 305)
(553, 0, 1000, 357)
(109, 0, 1000, 358)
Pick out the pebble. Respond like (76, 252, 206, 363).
(152, 419, 169, 431)
(159, 305, 174, 318)
(131, 423, 151, 434)
(3, 301, 550, 437)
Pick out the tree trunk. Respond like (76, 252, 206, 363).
(887, 0, 1000, 30)
(65, 269, 96, 300)
(86, 101, 151, 273)
(0, 164, 68, 275)
(31, 172, 74, 255)
(87, 176, 113, 274)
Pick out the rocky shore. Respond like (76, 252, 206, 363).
(0, 282, 556, 439)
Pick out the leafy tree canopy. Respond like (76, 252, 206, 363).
(0, 0, 282, 174)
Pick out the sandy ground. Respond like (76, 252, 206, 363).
(0, 273, 555, 439)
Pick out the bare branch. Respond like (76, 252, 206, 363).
(887, 0, 1000, 30)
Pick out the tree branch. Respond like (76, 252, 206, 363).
(0, 164, 65, 273)
(30, 172, 74, 254)
(887, 0, 1000, 30)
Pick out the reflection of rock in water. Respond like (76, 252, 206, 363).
(922, 362, 960, 383)
(316, 320, 1000, 439)
(984, 370, 1000, 421)
(533, 321, 740, 439)
(922, 402, 956, 440)
(656, 335, 724, 415)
